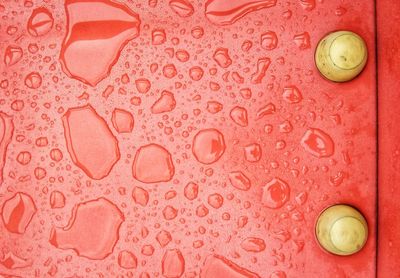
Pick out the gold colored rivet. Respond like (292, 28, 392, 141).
(315, 204, 368, 256)
(315, 31, 368, 82)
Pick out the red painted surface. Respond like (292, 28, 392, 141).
(377, 0, 400, 277)
(0, 0, 377, 277)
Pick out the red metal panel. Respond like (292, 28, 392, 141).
(377, 0, 400, 277)
(0, 0, 377, 277)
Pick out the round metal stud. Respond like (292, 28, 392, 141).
(315, 31, 368, 82)
(315, 204, 368, 256)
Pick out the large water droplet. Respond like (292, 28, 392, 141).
(62, 104, 120, 180)
(169, 0, 194, 17)
(49, 198, 124, 260)
(111, 108, 134, 133)
(118, 250, 137, 269)
(244, 143, 262, 162)
(162, 249, 185, 278)
(261, 178, 290, 209)
(60, 0, 141, 86)
(27, 7, 54, 36)
(4, 45, 23, 66)
(213, 48, 232, 68)
(251, 57, 271, 84)
(1, 192, 37, 234)
(132, 144, 175, 183)
(192, 129, 226, 164)
(184, 182, 199, 200)
(0, 112, 14, 185)
(241, 237, 266, 252)
(205, 0, 277, 26)
(229, 171, 251, 191)
(300, 128, 334, 158)
(132, 186, 149, 206)
(261, 31, 278, 50)
(282, 86, 302, 104)
(24, 72, 42, 89)
(230, 106, 248, 127)
(151, 91, 177, 114)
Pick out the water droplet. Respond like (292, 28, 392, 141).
(200, 254, 260, 277)
(152, 29, 167, 45)
(176, 49, 190, 62)
(17, 151, 31, 165)
(162, 249, 185, 278)
(189, 66, 204, 81)
(207, 101, 223, 114)
(299, 0, 315, 11)
(50, 191, 66, 209)
(279, 120, 293, 133)
(169, 0, 194, 17)
(208, 193, 224, 208)
(295, 192, 307, 205)
(111, 108, 134, 133)
(35, 137, 48, 147)
(141, 244, 155, 256)
(62, 104, 120, 180)
(272, 230, 291, 242)
(163, 64, 178, 78)
(151, 91, 176, 114)
(4, 45, 23, 66)
(184, 182, 199, 200)
(192, 129, 226, 164)
(251, 57, 271, 84)
(118, 250, 137, 269)
(132, 186, 149, 206)
(229, 171, 251, 191)
(132, 144, 175, 183)
(0, 252, 32, 269)
(34, 167, 47, 180)
(149, 0, 158, 7)
(232, 72, 244, 84)
(213, 48, 232, 68)
(0, 113, 13, 183)
(191, 26, 204, 39)
(256, 103, 275, 120)
(196, 204, 209, 217)
(205, 0, 277, 26)
(163, 205, 178, 220)
(11, 99, 24, 111)
(261, 31, 278, 50)
(293, 32, 311, 49)
(242, 40, 253, 52)
(230, 106, 248, 127)
(50, 198, 124, 260)
(329, 171, 347, 186)
(27, 7, 54, 36)
(50, 148, 63, 162)
(261, 178, 290, 209)
(282, 86, 302, 103)
(270, 270, 287, 278)
(157, 230, 172, 247)
(241, 237, 266, 252)
(244, 143, 262, 162)
(24, 72, 42, 89)
(240, 88, 252, 99)
(237, 216, 248, 228)
(335, 6, 347, 16)
(60, 0, 141, 86)
(300, 128, 334, 158)
(135, 78, 151, 94)
(1, 192, 36, 234)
